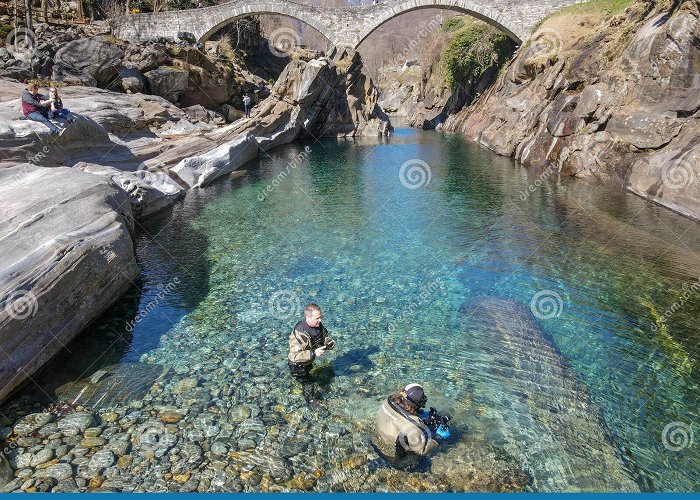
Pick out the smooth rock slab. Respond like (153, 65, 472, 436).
(0, 165, 138, 403)
(74, 163, 184, 219)
(170, 132, 259, 188)
(0, 455, 13, 489)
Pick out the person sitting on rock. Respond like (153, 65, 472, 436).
(21, 81, 60, 134)
(48, 87, 74, 122)
(375, 383, 438, 467)
(288, 303, 335, 380)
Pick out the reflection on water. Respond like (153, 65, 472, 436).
(4, 128, 700, 491)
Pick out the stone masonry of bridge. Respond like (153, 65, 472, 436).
(114, 0, 585, 48)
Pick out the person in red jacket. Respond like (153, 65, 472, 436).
(21, 81, 60, 134)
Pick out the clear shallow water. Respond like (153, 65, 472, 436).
(5, 127, 700, 491)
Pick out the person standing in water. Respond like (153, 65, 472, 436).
(288, 303, 336, 380)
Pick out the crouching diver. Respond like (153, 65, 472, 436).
(375, 383, 450, 467)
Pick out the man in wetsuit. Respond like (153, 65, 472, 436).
(376, 383, 438, 465)
(288, 303, 336, 379)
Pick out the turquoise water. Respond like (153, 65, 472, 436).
(7, 127, 700, 491)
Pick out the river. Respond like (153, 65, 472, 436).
(3, 126, 699, 491)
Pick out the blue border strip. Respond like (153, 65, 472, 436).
(1, 494, 699, 498)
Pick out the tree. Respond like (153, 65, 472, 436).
(24, 0, 33, 30)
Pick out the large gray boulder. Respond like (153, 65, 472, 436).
(74, 162, 184, 218)
(170, 132, 259, 188)
(0, 165, 138, 403)
(118, 66, 147, 94)
(52, 37, 124, 87)
(144, 67, 189, 103)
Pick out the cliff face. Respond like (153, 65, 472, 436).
(442, 0, 700, 220)
(377, 19, 513, 130)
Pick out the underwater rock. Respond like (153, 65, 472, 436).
(457, 296, 639, 491)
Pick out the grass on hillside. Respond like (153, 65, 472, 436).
(534, 0, 635, 30)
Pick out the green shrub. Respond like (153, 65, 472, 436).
(442, 23, 513, 88)
(441, 16, 466, 33)
(0, 23, 13, 44)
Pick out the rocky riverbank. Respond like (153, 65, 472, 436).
(0, 20, 269, 113)
(0, 45, 391, 417)
(377, 1, 699, 222)
(441, 0, 700, 221)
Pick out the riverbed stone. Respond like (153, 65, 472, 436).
(210, 441, 228, 456)
(84, 427, 102, 438)
(58, 413, 96, 436)
(89, 450, 116, 469)
(13, 413, 54, 437)
(30, 448, 55, 467)
(159, 410, 184, 424)
(230, 406, 251, 423)
(53, 477, 78, 492)
(36, 463, 73, 481)
(174, 378, 200, 394)
(38, 422, 59, 438)
(81, 437, 107, 448)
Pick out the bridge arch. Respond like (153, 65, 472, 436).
(353, 0, 524, 48)
(197, 2, 335, 45)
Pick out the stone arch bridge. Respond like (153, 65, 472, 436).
(114, 0, 584, 49)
